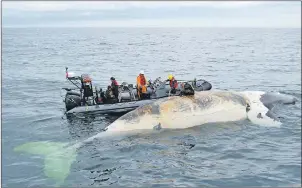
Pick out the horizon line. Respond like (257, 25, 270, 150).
(3, 26, 301, 29)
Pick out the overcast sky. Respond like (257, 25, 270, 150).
(2, 1, 301, 28)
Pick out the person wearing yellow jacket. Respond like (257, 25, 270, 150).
(167, 74, 178, 93)
(136, 70, 147, 99)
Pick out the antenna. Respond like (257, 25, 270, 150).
(65, 67, 68, 78)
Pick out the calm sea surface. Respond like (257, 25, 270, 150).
(2, 27, 301, 187)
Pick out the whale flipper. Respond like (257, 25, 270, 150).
(265, 110, 280, 121)
(153, 123, 162, 131)
(14, 142, 78, 186)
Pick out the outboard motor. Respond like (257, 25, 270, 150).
(118, 82, 133, 102)
(181, 82, 195, 96)
(120, 82, 131, 91)
(153, 77, 163, 88)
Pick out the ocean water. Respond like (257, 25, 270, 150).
(2, 27, 301, 187)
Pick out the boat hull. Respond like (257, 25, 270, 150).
(64, 79, 212, 115)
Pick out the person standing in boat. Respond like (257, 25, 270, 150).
(167, 74, 178, 94)
(136, 70, 147, 99)
(110, 77, 119, 100)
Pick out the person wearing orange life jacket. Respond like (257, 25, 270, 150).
(166, 74, 178, 94)
(136, 70, 148, 99)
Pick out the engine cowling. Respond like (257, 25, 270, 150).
(118, 92, 132, 102)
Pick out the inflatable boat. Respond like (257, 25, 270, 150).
(63, 68, 212, 116)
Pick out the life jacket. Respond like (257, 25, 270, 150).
(137, 74, 146, 86)
(169, 78, 178, 89)
(137, 74, 147, 94)
(111, 80, 118, 87)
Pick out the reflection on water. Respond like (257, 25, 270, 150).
(65, 113, 120, 139)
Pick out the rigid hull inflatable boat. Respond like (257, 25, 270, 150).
(63, 68, 212, 115)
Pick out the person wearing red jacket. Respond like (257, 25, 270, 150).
(110, 77, 119, 99)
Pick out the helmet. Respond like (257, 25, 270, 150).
(110, 77, 115, 80)
(168, 74, 173, 80)
(140, 70, 144, 74)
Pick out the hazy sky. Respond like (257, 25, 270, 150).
(2, 1, 301, 28)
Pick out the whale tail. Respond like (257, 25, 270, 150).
(14, 141, 78, 187)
